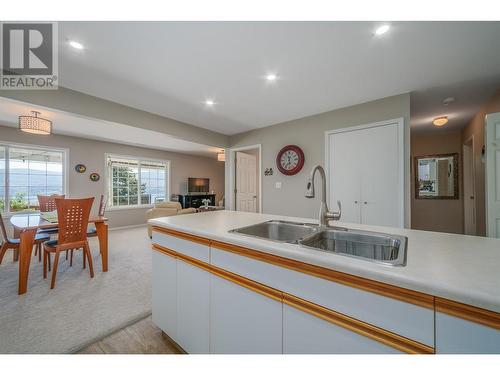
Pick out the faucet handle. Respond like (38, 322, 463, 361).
(332, 200, 342, 220)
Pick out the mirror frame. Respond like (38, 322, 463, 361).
(414, 153, 459, 200)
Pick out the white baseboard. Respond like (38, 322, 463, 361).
(109, 224, 147, 232)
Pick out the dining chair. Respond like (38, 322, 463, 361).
(0, 212, 50, 265)
(43, 197, 95, 289)
(87, 195, 107, 238)
(37, 194, 65, 235)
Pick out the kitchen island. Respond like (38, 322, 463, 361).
(149, 210, 500, 354)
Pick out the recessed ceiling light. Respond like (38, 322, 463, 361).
(433, 116, 448, 127)
(69, 40, 84, 50)
(205, 99, 215, 107)
(375, 24, 390, 36)
(266, 74, 278, 82)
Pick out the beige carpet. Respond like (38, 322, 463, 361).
(0, 226, 152, 354)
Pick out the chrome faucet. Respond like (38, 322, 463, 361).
(305, 165, 341, 226)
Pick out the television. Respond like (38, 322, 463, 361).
(188, 178, 210, 193)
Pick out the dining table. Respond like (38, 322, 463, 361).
(10, 213, 108, 295)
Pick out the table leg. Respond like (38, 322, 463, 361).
(18, 228, 36, 295)
(95, 221, 108, 272)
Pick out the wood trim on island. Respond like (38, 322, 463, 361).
(152, 243, 433, 354)
(152, 226, 210, 246)
(210, 239, 435, 310)
(435, 297, 500, 330)
(283, 293, 434, 354)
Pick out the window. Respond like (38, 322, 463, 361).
(0, 143, 67, 214)
(106, 154, 169, 208)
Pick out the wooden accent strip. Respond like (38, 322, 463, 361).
(435, 297, 500, 330)
(283, 293, 434, 354)
(152, 243, 432, 353)
(152, 226, 210, 246)
(211, 240, 435, 309)
(152, 244, 283, 302)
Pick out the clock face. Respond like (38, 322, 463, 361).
(276, 145, 305, 175)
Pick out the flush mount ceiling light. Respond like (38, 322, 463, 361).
(375, 24, 390, 36)
(266, 73, 278, 82)
(69, 40, 84, 50)
(433, 116, 449, 127)
(19, 111, 52, 135)
(217, 149, 225, 162)
(205, 99, 215, 107)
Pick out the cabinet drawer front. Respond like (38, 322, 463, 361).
(436, 312, 500, 353)
(211, 247, 434, 347)
(210, 274, 283, 354)
(153, 231, 210, 263)
(283, 305, 401, 354)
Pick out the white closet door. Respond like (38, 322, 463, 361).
(359, 123, 402, 227)
(328, 119, 404, 228)
(329, 131, 362, 224)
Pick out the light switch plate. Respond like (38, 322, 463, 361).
(275, 182, 282, 189)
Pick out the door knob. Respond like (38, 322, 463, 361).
(364, 201, 368, 204)
(354, 200, 358, 204)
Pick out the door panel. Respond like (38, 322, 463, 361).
(486, 113, 500, 238)
(236, 151, 257, 212)
(152, 250, 177, 340)
(328, 120, 404, 227)
(177, 260, 210, 353)
(210, 274, 282, 353)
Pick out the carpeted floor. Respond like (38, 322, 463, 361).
(0, 226, 152, 354)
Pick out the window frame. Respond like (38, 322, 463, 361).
(104, 153, 170, 211)
(0, 141, 69, 217)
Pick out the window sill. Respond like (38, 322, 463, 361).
(106, 204, 155, 212)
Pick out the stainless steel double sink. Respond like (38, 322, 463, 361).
(229, 220, 407, 266)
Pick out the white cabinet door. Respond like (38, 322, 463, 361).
(327, 119, 404, 228)
(210, 274, 282, 354)
(436, 312, 500, 353)
(177, 260, 210, 353)
(151, 250, 177, 341)
(283, 305, 401, 354)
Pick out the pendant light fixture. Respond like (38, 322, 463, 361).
(217, 149, 225, 162)
(18, 111, 52, 135)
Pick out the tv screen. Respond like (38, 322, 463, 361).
(188, 178, 209, 193)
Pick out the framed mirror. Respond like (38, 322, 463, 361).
(414, 153, 459, 199)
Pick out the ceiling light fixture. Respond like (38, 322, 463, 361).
(433, 116, 449, 127)
(217, 149, 225, 162)
(18, 111, 52, 135)
(69, 40, 84, 50)
(266, 73, 278, 82)
(375, 24, 390, 36)
(205, 99, 215, 107)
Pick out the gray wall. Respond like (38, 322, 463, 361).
(0, 87, 229, 148)
(228, 94, 411, 221)
(0, 125, 225, 230)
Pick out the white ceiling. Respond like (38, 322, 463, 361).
(0, 97, 222, 158)
(57, 21, 500, 135)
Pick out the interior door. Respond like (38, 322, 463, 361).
(486, 112, 500, 238)
(328, 120, 404, 227)
(236, 151, 257, 212)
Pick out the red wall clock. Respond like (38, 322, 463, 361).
(276, 145, 305, 175)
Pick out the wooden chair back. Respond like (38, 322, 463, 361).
(55, 198, 94, 246)
(98, 194, 107, 217)
(0, 212, 8, 242)
(38, 194, 65, 212)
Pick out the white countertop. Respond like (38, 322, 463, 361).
(149, 210, 500, 313)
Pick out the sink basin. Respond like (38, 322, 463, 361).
(299, 228, 407, 266)
(229, 220, 319, 244)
